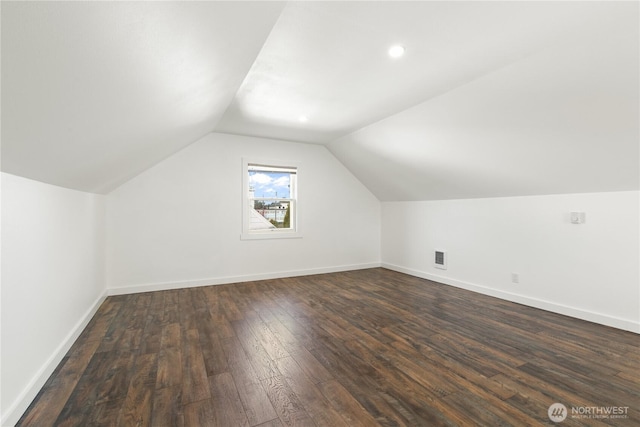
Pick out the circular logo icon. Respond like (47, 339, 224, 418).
(548, 403, 568, 423)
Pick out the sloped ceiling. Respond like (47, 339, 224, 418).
(2, 1, 638, 199)
(1, 1, 287, 193)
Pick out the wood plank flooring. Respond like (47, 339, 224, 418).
(17, 268, 639, 426)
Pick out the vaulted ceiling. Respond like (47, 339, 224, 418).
(2, 1, 638, 199)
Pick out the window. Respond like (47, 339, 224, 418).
(242, 160, 300, 240)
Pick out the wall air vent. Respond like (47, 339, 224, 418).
(434, 250, 447, 270)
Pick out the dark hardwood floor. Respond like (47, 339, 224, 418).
(18, 268, 639, 426)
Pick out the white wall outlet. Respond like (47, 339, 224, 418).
(511, 273, 519, 284)
(570, 212, 586, 224)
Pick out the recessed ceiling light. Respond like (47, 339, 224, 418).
(388, 44, 405, 59)
(298, 115, 308, 123)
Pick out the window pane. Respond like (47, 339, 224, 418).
(246, 163, 297, 235)
(250, 200, 292, 229)
(249, 170, 291, 198)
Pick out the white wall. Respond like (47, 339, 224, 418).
(1, 173, 107, 425)
(382, 191, 640, 332)
(107, 132, 380, 292)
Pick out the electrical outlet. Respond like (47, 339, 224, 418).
(511, 273, 519, 284)
(570, 212, 586, 224)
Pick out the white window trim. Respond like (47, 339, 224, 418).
(241, 158, 302, 240)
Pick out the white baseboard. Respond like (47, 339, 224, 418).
(382, 263, 640, 334)
(1, 291, 108, 427)
(107, 262, 382, 296)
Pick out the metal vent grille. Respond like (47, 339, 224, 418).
(435, 250, 447, 270)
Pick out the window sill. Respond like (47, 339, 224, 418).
(240, 231, 303, 241)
